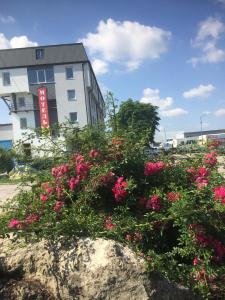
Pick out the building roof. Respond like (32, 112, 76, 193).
(0, 43, 89, 69)
(184, 129, 225, 138)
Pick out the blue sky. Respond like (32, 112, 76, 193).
(0, 0, 225, 140)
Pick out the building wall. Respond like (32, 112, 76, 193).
(11, 93, 36, 142)
(0, 68, 29, 96)
(54, 63, 88, 126)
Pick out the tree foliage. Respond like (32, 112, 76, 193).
(116, 99, 160, 144)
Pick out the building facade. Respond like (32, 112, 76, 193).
(0, 43, 105, 148)
(0, 123, 13, 149)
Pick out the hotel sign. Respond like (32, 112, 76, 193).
(37, 87, 49, 128)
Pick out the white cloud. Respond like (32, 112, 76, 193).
(80, 18, 171, 72)
(0, 15, 15, 24)
(190, 17, 225, 66)
(140, 88, 188, 118)
(140, 88, 173, 109)
(0, 33, 38, 49)
(183, 84, 215, 99)
(214, 108, 225, 116)
(92, 59, 109, 75)
(160, 108, 188, 117)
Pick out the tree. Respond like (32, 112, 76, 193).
(115, 99, 160, 144)
(105, 91, 119, 133)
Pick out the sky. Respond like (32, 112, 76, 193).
(0, 0, 225, 141)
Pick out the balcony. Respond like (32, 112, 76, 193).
(10, 103, 39, 113)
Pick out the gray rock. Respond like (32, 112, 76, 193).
(0, 238, 198, 300)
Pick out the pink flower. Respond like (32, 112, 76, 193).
(214, 186, 225, 203)
(100, 171, 115, 186)
(8, 218, 20, 229)
(53, 201, 64, 212)
(69, 176, 80, 190)
(40, 194, 48, 202)
(204, 151, 217, 166)
(112, 177, 128, 202)
(52, 164, 69, 178)
(168, 192, 180, 202)
(74, 154, 85, 165)
(197, 179, 209, 190)
(105, 216, 116, 230)
(186, 167, 196, 175)
(193, 257, 200, 266)
(25, 214, 40, 225)
(197, 167, 210, 178)
(76, 162, 91, 180)
(89, 149, 101, 159)
(41, 182, 53, 194)
(144, 161, 166, 176)
(146, 195, 161, 211)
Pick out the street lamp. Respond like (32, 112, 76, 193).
(200, 112, 210, 145)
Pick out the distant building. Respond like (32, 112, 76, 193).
(173, 129, 225, 148)
(0, 123, 13, 149)
(0, 43, 105, 152)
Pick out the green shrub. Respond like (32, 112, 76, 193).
(1, 128, 225, 299)
(0, 148, 14, 173)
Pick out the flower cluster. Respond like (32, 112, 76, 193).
(190, 224, 225, 262)
(204, 151, 217, 167)
(167, 191, 180, 202)
(112, 177, 127, 202)
(8, 214, 40, 229)
(187, 166, 210, 190)
(105, 216, 116, 230)
(125, 231, 143, 242)
(144, 161, 166, 176)
(214, 186, 225, 204)
(146, 195, 162, 211)
(52, 164, 69, 178)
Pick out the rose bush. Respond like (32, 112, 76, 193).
(0, 129, 225, 299)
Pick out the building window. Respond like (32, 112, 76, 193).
(20, 118, 27, 129)
(69, 112, 77, 123)
(37, 69, 45, 83)
(2, 72, 11, 86)
(36, 49, 44, 60)
(28, 67, 54, 84)
(18, 97, 25, 107)
(66, 67, 74, 79)
(67, 89, 76, 101)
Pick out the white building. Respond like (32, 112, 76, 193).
(173, 129, 225, 147)
(0, 43, 105, 152)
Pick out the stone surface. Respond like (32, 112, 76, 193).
(0, 237, 198, 300)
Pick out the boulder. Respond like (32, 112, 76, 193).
(0, 238, 198, 300)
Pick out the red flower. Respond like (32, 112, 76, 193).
(52, 164, 69, 178)
(69, 176, 80, 191)
(53, 201, 64, 212)
(144, 161, 166, 176)
(100, 171, 115, 186)
(76, 162, 91, 180)
(112, 177, 128, 202)
(168, 192, 180, 202)
(193, 257, 200, 266)
(74, 154, 85, 165)
(105, 216, 116, 230)
(89, 149, 101, 159)
(25, 214, 40, 225)
(40, 194, 48, 202)
(146, 195, 161, 211)
(214, 186, 225, 204)
(8, 218, 20, 229)
(204, 151, 217, 166)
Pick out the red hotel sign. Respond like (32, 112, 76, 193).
(38, 87, 49, 128)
